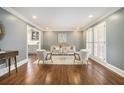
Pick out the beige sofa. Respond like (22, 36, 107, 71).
(50, 43, 76, 55)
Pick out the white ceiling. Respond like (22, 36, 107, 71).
(12, 7, 120, 31)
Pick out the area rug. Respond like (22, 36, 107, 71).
(33, 55, 82, 65)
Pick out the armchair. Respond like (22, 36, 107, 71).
(36, 49, 52, 64)
(74, 49, 89, 64)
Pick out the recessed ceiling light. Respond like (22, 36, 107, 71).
(76, 27, 79, 29)
(74, 30, 77, 32)
(46, 27, 49, 30)
(32, 16, 37, 19)
(74, 27, 80, 31)
(45, 27, 52, 31)
(89, 15, 93, 18)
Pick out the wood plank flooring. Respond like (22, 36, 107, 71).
(0, 54, 124, 85)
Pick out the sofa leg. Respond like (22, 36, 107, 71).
(74, 59, 75, 63)
(74, 54, 76, 63)
(51, 59, 53, 63)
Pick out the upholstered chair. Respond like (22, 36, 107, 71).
(74, 49, 89, 64)
(36, 49, 52, 64)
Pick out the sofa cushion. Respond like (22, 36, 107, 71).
(51, 44, 75, 54)
(55, 46, 60, 50)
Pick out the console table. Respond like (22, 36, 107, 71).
(0, 51, 19, 74)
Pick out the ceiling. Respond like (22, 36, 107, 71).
(12, 7, 120, 31)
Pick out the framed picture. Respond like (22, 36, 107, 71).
(58, 32, 67, 43)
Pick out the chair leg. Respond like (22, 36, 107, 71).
(74, 56, 75, 63)
(38, 60, 40, 64)
(73, 53, 75, 63)
(50, 54, 53, 63)
(50, 53, 52, 61)
(5, 59, 8, 67)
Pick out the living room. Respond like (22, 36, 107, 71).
(28, 26, 84, 64)
(0, 7, 124, 85)
(1, 0, 124, 93)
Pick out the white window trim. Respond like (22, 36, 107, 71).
(86, 21, 106, 62)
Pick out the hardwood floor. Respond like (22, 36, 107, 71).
(0, 54, 124, 85)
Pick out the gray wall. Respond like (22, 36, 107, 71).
(43, 31, 84, 51)
(106, 8, 124, 70)
(41, 31, 43, 48)
(28, 45, 38, 54)
(0, 8, 27, 64)
(83, 8, 124, 70)
(82, 31, 86, 49)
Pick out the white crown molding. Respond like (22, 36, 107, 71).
(43, 28, 78, 31)
(2, 7, 122, 32)
(2, 7, 75, 32)
(2, 7, 45, 31)
(82, 7, 122, 31)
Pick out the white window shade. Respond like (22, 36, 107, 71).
(86, 22, 106, 62)
(93, 22, 106, 61)
(86, 28, 93, 55)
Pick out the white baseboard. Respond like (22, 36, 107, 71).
(0, 59, 28, 77)
(90, 56, 124, 77)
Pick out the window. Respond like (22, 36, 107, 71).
(86, 28, 93, 55)
(86, 22, 106, 61)
(94, 22, 106, 61)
